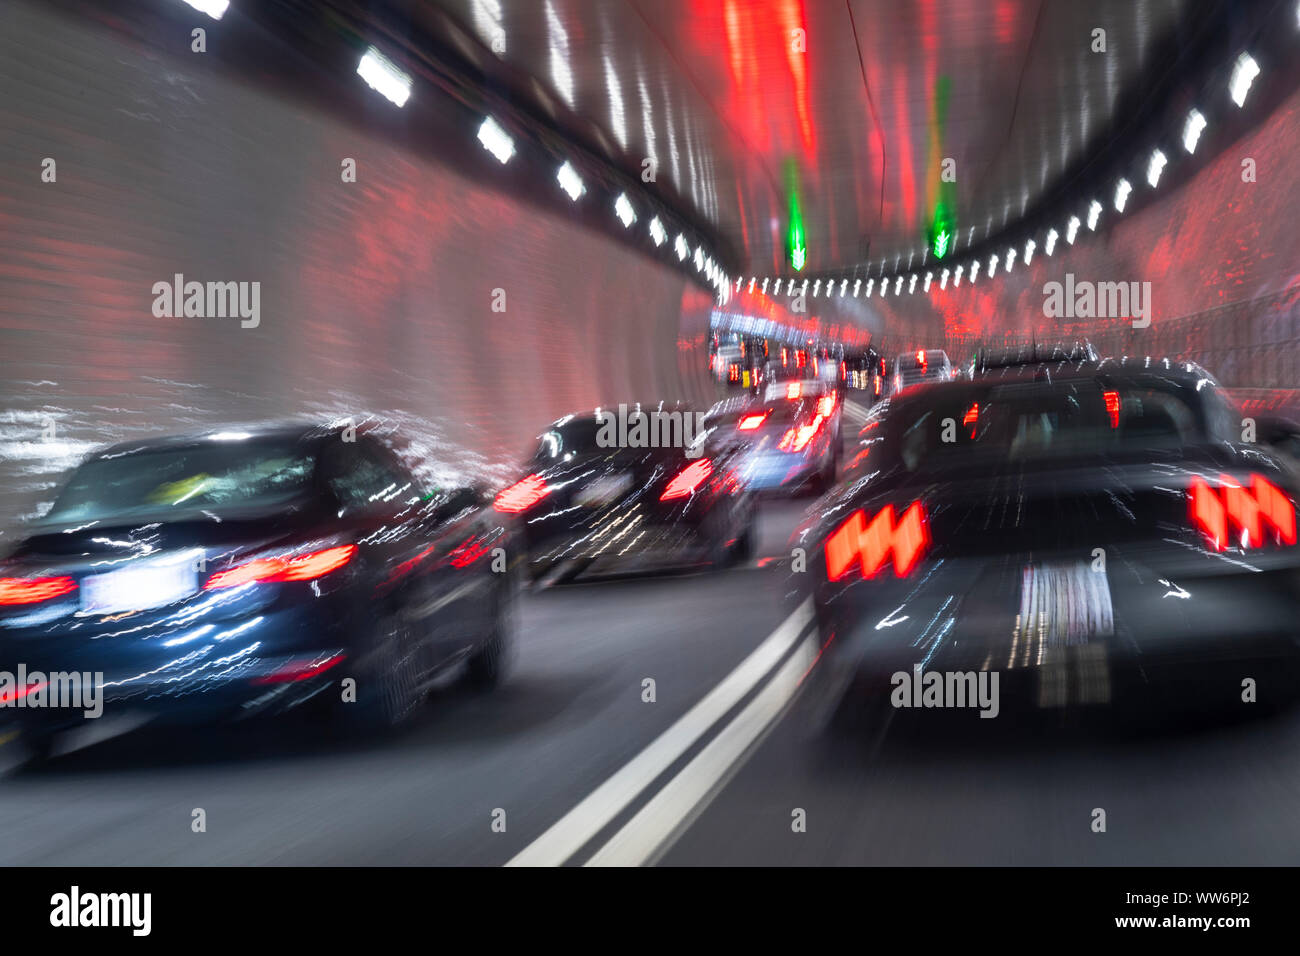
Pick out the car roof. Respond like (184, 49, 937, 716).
(85, 420, 362, 461)
(892, 356, 1218, 395)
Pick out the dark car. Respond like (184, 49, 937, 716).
(0, 422, 516, 759)
(711, 380, 842, 495)
(888, 348, 955, 395)
(496, 404, 756, 584)
(791, 358, 1300, 732)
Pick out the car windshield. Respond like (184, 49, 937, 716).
(884, 379, 1210, 474)
(44, 439, 318, 523)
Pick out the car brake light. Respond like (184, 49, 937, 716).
(817, 395, 836, 418)
(963, 402, 979, 438)
(825, 502, 929, 580)
(204, 544, 357, 590)
(1103, 390, 1121, 429)
(786, 382, 802, 399)
(737, 412, 769, 430)
(779, 414, 825, 452)
(661, 458, 713, 500)
(0, 575, 77, 605)
(494, 474, 550, 513)
(1189, 474, 1296, 550)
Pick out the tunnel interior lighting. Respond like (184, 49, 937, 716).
(971, 260, 981, 282)
(674, 234, 688, 260)
(908, 275, 917, 294)
(894, 277, 903, 295)
(853, 279, 861, 296)
(694, 247, 705, 271)
(614, 193, 636, 228)
(1183, 109, 1207, 154)
(556, 162, 585, 201)
(940, 269, 949, 289)
(1045, 228, 1059, 256)
(841, 279, 849, 296)
(649, 216, 666, 246)
(181, 0, 229, 18)
(1024, 239, 1036, 264)
(1147, 149, 1167, 187)
(1006, 248, 1016, 272)
(1066, 217, 1081, 245)
(988, 255, 998, 275)
(865, 278, 874, 297)
(1087, 200, 1102, 230)
(923, 272, 932, 291)
(761, 277, 769, 294)
(357, 47, 412, 108)
(1229, 53, 1260, 108)
(476, 117, 515, 164)
(1114, 178, 1132, 213)
(954, 265, 963, 287)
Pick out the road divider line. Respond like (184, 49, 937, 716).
(584, 632, 816, 867)
(506, 598, 813, 867)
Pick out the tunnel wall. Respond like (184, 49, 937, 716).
(0, 1, 716, 525)
(839, 85, 1300, 390)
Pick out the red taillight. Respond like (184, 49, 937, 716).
(779, 414, 825, 452)
(1189, 474, 1297, 550)
(1103, 390, 1121, 429)
(963, 402, 979, 438)
(916, 349, 925, 366)
(494, 474, 550, 513)
(825, 502, 929, 581)
(250, 653, 346, 686)
(786, 382, 802, 400)
(660, 458, 713, 500)
(817, 395, 836, 418)
(0, 576, 77, 606)
(204, 544, 356, 590)
(737, 412, 769, 430)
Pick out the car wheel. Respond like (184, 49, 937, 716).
(466, 572, 517, 690)
(351, 613, 424, 732)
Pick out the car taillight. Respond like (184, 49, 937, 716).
(0, 575, 77, 605)
(737, 412, 769, 430)
(660, 458, 713, 500)
(1103, 390, 1121, 429)
(1189, 474, 1296, 550)
(825, 502, 929, 581)
(786, 382, 802, 399)
(494, 474, 550, 513)
(817, 395, 836, 418)
(779, 414, 825, 452)
(963, 402, 979, 438)
(203, 545, 357, 590)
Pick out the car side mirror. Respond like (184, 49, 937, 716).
(432, 485, 484, 523)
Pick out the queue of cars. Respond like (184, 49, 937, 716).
(5, 341, 1299, 758)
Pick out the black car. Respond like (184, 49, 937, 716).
(496, 405, 756, 584)
(791, 357, 1300, 730)
(0, 422, 515, 759)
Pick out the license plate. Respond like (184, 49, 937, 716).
(575, 473, 634, 508)
(80, 561, 198, 615)
(1014, 560, 1114, 648)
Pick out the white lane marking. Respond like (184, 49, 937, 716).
(585, 632, 817, 866)
(506, 598, 813, 867)
(842, 400, 873, 425)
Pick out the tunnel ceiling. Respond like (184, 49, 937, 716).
(425, 0, 1187, 280)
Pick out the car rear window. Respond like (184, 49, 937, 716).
(46, 439, 317, 523)
(884, 379, 1210, 474)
